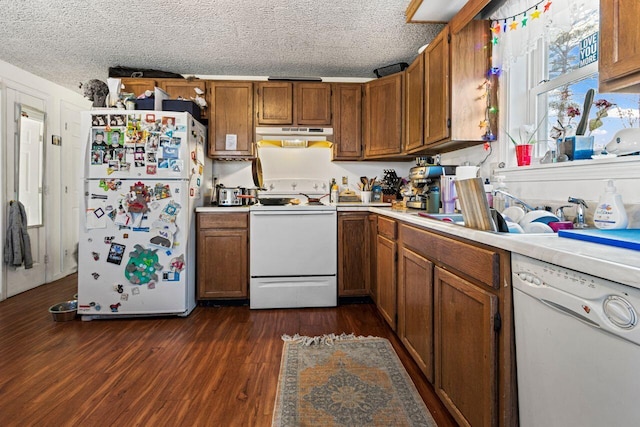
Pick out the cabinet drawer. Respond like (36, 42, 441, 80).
(377, 216, 397, 240)
(400, 224, 500, 289)
(198, 212, 248, 229)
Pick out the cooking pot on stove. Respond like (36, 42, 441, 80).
(243, 188, 259, 205)
(217, 186, 243, 206)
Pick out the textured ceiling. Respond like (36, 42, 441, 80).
(0, 1, 444, 93)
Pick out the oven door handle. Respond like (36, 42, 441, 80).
(250, 211, 336, 216)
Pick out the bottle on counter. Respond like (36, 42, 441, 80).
(593, 180, 628, 229)
(330, 178, 339, 203)
(492, 175, 508, 213)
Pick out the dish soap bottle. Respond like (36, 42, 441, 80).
(593, 180, 628, 229)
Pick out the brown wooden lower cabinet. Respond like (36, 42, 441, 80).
(397, 222, 516, 427)
(337, 212, 370, 297)
(398, 246, 434, 383)
(435, 266, 498, 427)
(375, 216, 398, 330)
(197, 212, 248, 299)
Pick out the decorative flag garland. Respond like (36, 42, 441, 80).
(490, 0, 553, 45)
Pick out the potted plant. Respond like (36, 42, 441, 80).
(505, 114, 546, 166)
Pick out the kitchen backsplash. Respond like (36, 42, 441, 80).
(211, 148, 413, 193)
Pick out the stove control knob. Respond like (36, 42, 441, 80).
(604, 296, 637, 329)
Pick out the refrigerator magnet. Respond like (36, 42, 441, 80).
(170, 254, 185, 272)
(92, 252, 100, 261)
(110, 114, 126, 127)
(147, 282, 156, 290)
(146, 165, 157, 175)
(92, 272, 100, 280)
(169, 159, 183, 172)
(106, 243, 126, 265)
(162, 271, 179, 282)
(131, 287, 140, 296)
(92, 114, 107, 126)
(120, 293, 129, 301)
(109, 302, 121, 312)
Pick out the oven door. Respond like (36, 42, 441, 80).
(250, 210, 337, 277)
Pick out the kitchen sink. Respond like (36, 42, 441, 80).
(410, 211, 557, 235)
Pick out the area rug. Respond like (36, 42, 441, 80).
(272, 333, 436, 427)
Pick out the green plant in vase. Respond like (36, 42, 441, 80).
(505, 114, 546, 166)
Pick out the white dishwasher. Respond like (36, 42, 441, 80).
(512, 254, 640, 427)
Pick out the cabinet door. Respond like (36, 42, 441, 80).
(369, 215, 378, 302)
(158, 80, 206, 102)
(435, 266, 498, 427)
(424, 27, 450, 145)
(376, 234, 397, 330)
(121, 78, 157, 98)
(364, 73, 404, 158)
(337, 213, 370, 296)
(296, 83, 332, 125)
(599, 0, 640, 92)
(332, 84, 363, 160)
(197, 229, 248, 299)
(404, 54, 425, 153)
(398, 247, 434, 383)
(255, 82, 293, 125)
(209, 81, 254, 158)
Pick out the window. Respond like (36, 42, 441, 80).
(530, 1, 640, 157)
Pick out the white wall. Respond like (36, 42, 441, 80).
(212, 148, 413, 194)
(0, 59, 90, 300)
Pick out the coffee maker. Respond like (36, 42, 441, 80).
(406, 158, 455, 211)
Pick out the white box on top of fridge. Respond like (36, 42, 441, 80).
(78, 110, 207, 319)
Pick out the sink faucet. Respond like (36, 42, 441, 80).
(492, 189, 536, 212)
(567, 197, 589, 228)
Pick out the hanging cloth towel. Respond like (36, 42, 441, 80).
(4, 200, 33, 269)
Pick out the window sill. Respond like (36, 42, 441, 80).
(499, 155, 640, 182)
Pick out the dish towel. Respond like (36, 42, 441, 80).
(4, 200, 33, 269)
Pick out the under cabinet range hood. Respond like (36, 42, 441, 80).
(255, 126, 333, 148)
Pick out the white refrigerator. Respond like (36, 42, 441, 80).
(78, 110, 207, 319)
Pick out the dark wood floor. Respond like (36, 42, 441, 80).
(0, 274, 456, 426)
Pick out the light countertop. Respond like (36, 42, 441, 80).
(368, 207, 640, 289)
(194, 204, 639, 288)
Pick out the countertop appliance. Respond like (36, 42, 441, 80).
(248, 178, 337, 309)
(216, 186, 243, 206)
(78, 110, 207, 319)
(406, 165, 455, 210)
(512, 254, 640, 426)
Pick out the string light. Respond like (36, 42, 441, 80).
(490, 0, 552, 45)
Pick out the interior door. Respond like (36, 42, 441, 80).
(61, 102, 83, 275)
(4, 101, 47, 297)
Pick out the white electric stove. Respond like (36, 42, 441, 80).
(249, 178, 337, 309)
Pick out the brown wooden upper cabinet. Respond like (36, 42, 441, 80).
(208, 81, 254, 158)
(599, 0, 640, 92)
(120, 78, 156, 98)
(363, 73, 404, 158)
(412, 21, 492, 154)
(405, 54, 425, 153)
(158, 80, 206, 102)
(296, 83, 332, 125)
(332, 83, 363, 160)
(255, 82, 332, 126)
(255, 82, 293, 125)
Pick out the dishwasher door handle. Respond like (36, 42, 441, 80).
(540, 298, 601, 328)
(514, 278, 602, 329)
